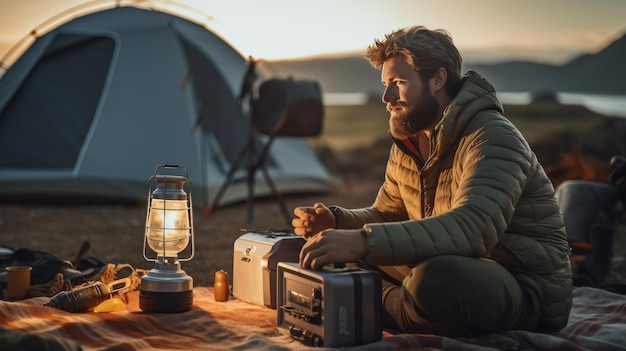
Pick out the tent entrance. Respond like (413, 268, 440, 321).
(0, 33, 114, 169)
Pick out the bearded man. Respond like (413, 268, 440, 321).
(292, 26, 572, 336)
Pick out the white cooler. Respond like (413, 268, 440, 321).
(232, 231, 305, 308)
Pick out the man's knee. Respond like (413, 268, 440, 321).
(404, 255, 492, 303)
(401, 255, 525, 332)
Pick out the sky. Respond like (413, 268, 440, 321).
(1, 0, 626, 68)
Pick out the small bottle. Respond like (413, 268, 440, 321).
(45, 282, 111, 312)
(214, 270, 229, 302)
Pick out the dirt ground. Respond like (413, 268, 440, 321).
(1, 137, 625, 290)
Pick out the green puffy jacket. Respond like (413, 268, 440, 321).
(330, 70, 572, 332)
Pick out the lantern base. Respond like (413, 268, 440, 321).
(139, 289, 193, 313)
(139, 266, 193, 313)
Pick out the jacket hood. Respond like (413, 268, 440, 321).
(431, 71, 505, 160)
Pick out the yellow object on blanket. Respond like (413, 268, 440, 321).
(94, 297, 126, 313)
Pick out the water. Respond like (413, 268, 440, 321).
(326, 92, 626, 118)
(557, 93, 626, 118)
(323, 92, 369, 106)
(497, 92, 626, 118)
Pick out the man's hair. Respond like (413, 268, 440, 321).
(365, 26, 462, 96)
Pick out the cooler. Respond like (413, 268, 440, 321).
(233, 231, 305, 308)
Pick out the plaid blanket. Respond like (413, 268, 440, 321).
(1, 286, 624, 350)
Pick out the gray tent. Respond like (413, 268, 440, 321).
(0, 5, 338, 208)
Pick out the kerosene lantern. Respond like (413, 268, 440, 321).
(139, 165, 194, 313)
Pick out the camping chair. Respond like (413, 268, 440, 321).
(209, 73, 324, 224)
(555, 156, 626, 287)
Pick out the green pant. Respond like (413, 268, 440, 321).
(378, 255, 540, 336)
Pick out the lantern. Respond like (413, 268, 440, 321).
(139, 165, 194, 313)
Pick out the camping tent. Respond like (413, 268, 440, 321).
(0, 5, 338, 208)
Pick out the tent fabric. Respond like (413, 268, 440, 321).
(0, 6, 339, 207)
(0, 34, 114, 168)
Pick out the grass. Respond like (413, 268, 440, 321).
(504, 102, 610, 143)
(318, 100, 389, 150)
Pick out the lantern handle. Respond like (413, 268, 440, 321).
(153, 164, 190, 180)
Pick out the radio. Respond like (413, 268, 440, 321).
(277, 262, 382, 348)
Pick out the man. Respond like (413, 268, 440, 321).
(292, 26, 572, 336)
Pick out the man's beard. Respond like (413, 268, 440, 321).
(388, 89, 440, 140)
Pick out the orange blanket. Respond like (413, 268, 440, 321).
(1, 286, 625, 350)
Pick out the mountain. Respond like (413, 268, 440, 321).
(468, 33, 626, 94)
(464, 60, 560, 94)
(262, 33, 626, 95)
(259, 56, 384, 96)
(558, 33, 626, 93)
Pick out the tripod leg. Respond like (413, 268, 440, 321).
(207, 141, 250, 213)
(247, 163, 256, 224)
(249, 133, 291, 224)
(260, 163, 291, 225)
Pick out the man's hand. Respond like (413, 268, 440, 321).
(299, 229, 367, 269)
(292, 202, 336, 238)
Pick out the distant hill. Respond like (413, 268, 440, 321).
(259, 56, 383, 96)
(262, 33, 626, 95)
(469, 33, 626, 94)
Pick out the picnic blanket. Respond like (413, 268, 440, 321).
(1, 286, 625, 351)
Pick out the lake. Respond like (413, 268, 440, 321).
(497, 92, 626, 118)
(325, 92, 626, 118)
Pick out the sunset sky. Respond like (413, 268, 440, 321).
(1, 0, 625, 67)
